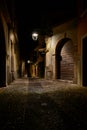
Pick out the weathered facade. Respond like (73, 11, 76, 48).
(45, 0, 87, 86)
(45, 19, 78, 84)
(0, 0, 20, 87)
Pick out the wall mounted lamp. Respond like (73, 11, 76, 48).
(32, 31, 39, 41)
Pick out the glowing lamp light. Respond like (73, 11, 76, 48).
(10, 33, 14, 42)
(27, 60, 31, 64)
(32, 32, 38, 41)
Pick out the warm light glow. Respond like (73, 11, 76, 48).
(10, 33, 14, 42)
(27, 60, 30, 64)
(32, 32, 38, 40)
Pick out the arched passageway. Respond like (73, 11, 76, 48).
(0, 17, 6, 87)
(56, 38, 74, 81)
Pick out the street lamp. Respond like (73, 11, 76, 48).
(32, 31, 39, 41)
(27, 60, 31, 64)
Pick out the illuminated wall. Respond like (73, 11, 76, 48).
(45, 19, 78, 83)
(0, 1, 20, 86)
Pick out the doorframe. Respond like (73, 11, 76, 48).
(81, 33, 87, 86)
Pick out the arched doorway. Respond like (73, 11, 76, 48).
(56, 38, 74, 81)
(0, 17, 6, 87)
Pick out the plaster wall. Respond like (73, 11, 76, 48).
(45, 19, 78, 83)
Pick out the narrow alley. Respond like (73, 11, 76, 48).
(0, 1, 87, 129)
(0, 77, 87, 130)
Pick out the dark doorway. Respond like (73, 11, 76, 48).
(56, 38, 74, 81)
(0, 18, 6, 87)
(82, 36, 87, 86)
(38, 61, 45, 78)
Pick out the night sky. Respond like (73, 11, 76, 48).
(14, 0, 77, 60)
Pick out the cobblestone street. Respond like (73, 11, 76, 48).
(0, 77, 87, 130)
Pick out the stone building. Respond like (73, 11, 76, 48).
(45, 0, 87, 86)
(45, 19, 78, 83)
(0, 0, 20, 87)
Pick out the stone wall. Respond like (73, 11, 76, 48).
(45, 19, 78, 83)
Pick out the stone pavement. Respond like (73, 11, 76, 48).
(1, 77, 79, 94)
(0, 77, 87, 130)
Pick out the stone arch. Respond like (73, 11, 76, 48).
(0, 16, 6, 87)
(56, 38, 74, 81)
